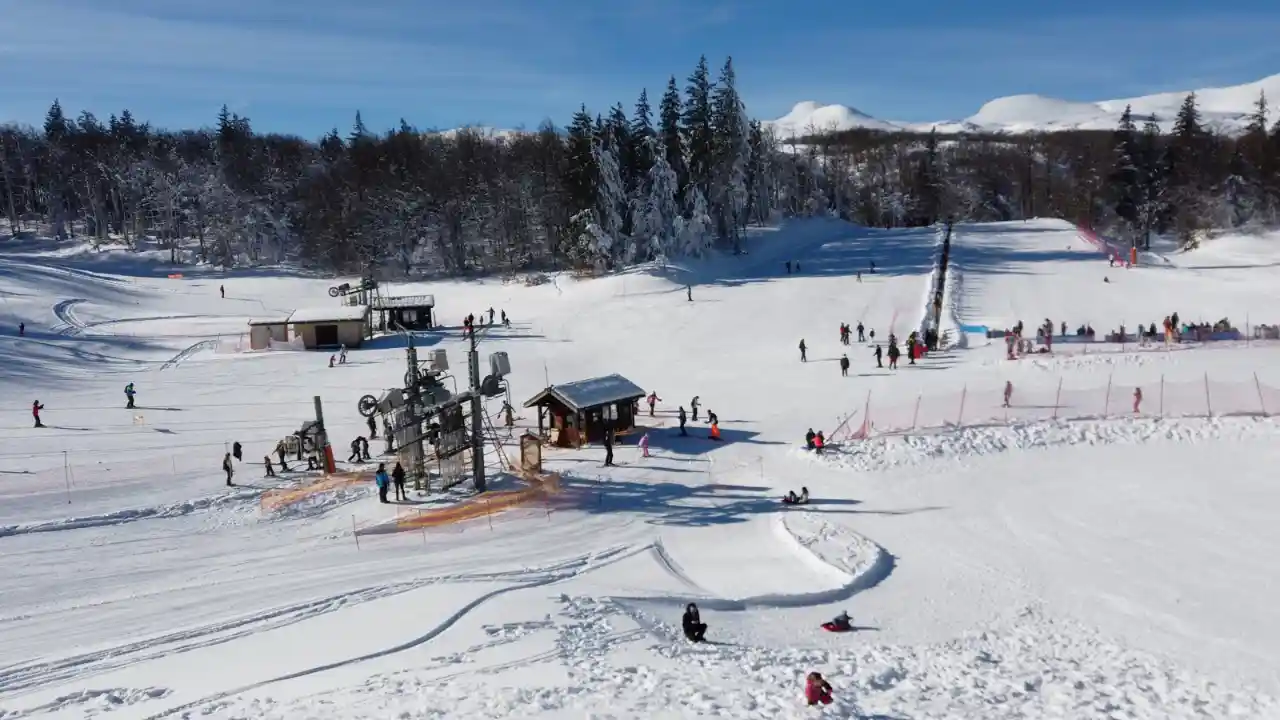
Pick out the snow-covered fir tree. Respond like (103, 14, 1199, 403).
(631, 136, 681, 263)
(593, 140, 630, 266)
(709, 57, 751, 251)
(682, 56, 716, 205)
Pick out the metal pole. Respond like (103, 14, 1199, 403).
(314, 395, 334, 474)
(1103, 374, 1113, 416)
(1255, 372, 1267, 416)
(63, 451, 72, 504)
(469, 326, 486, 492)
(1204, 372, 1213, 417)
(405, 335, 425, 492)
(1053, 378, 1063, 420)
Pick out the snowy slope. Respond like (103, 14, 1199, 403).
(765, 72, 1280, 136)
(3, 219, 1280, 718)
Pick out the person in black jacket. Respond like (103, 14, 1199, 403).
(392, 462, 408, 500)
(682, 603, 707, 642)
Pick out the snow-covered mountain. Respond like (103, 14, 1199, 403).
(766, 73, 1280, 137)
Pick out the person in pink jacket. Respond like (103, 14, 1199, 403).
(805, 671, 833, 705)
(638, 432, 650, 458)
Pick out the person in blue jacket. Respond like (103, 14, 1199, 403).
(374, 463, 390, 503)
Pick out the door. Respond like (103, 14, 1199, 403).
(314, 324, 339, 346)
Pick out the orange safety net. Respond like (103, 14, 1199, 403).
(260, 471, 370, 512)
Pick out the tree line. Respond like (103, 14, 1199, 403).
(3, 61, 1278, 276)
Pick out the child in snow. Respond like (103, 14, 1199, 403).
(1133, 387, 1143, 414)
(32, 400, 45, 428)
(682, 603, 707, 642)
(805, 672, 833, 706)
(639, 433, 650, 458)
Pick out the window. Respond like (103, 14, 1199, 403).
(402, 309, 417, 323)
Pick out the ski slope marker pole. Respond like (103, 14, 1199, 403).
(1255, 372, 1267, 417)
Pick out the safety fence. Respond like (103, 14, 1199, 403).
(832, 372, 1280, 441)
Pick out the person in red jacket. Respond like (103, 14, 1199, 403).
(32, 400, 44, 428)
(805, 671, 833, 706)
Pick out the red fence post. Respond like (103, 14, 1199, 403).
(1103, 373, 1113, 417)
(957, 385, 967, 427)
(1053, 378, 1063, 420)
(1256, 372, 1268, 417)
(1203, 372, 1213, 417)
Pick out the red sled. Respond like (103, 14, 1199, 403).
(821, 622, 851, 632)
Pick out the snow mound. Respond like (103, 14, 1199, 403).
(765, 101, 902, 137)
(968, 94, 1115, 133)
(813, 416, 1280, 472)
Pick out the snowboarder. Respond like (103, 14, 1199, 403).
(1003, 381, 1013, 408)
(603, 427, 615, 467)
(856, 322, 865, 342)
(125, 382, 136, 409)
(392, 461, 408, 500)
(348, 438, 362, 463)
(1133, 387, 1143, 415)
(805, 672, 834, 706)
(839, 354, 849, 377)
(709, 419, 722, 441)
(686, 285, 692, 302)
(873, 344, 883, 368)
(32, 400, 44, 428)
(222, 452, 234, 486)
(18, 322, 24, 336)
(690, 395, 700, 421)
(678, 406, 687, 435)
(799, 339, 807, 362)
(374, 463, 390, 503)
(367, 415, 377, 438)
(232, 441, 243, 462)
(264, 456, 275, 477)
(219, 285, 225, 299)
(682, 603, 707, 642)
(646, 391, 661, 417)
(805, 428, 816, 450)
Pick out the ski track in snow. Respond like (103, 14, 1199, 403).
(159, 339, 217, 370)
(50, 299, 89, 336)
(0, 487, 267, 539)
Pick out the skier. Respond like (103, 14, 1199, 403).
(232, 441, 242, 462)
(805, 428, 816, 450)
(690, 395, 700, 421)
(18, 322, 24, 336)
(1133, 387, 1143, 414)
(125, 382, 136, 409)
(359, 436, 371, 461)
(873, 344, 883, 368)
(682, 603, 707, 642)
(805, 672, 834, 706)
(488, 307, 495, 324)
(264, 456, 275, 477)
(785, 260, 792, 274)
(501, 309, 508, 326)
(678, 406, 687, 436)
(839, 354, 849, 377)
(686, 285, 692, 302)
(338, 345, 348, 364)
(856, 271, 862, 283)
(639, 432, 650, 458)
(646, 391, 661, 417)
(906, 335, 917, 365)
(32, 400, 44, 428)
(219, 285, 225, 299)
(367, 415, 377, 438)
(887, 343, 900, 369)
(222, 452, 234, 486)
(603, 426, 615, 467)
(869, 260, 876, 273)
(348, 437, 362, 463)
(275, 442, 289, 471)
(374, 463, 390, 503)
(1003, 381, 1013, 408)
(392, 461, 408, 501)
(856, 322, 865, 342)
(799, 339, 807, 362)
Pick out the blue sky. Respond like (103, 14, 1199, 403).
(2, 0, 1278, 138)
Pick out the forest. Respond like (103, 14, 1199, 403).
(2, 55, 1278, 276)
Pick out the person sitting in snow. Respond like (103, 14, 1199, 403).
(805, 428, 816, 450)
(682, 603, 707, 642)
(814, 431, 825, 454)
(784, 487, 810, 505)
(805, 671, 834, 706)
(828, 611, 852, 632)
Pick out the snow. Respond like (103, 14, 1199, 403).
(766, 72, 1280, 136)
(287, 305, 370, 324)
(3, 217, 1280, 719)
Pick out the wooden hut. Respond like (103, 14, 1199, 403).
(288, 305, 371, 349)
(372, 294, 435, 331)
(523, 374, 646, 447)
(247, 317, 290, 350)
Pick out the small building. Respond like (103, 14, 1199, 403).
(247, 317, 291, 350)
(523, 374, 646, 448)
(288, 305, 371, 349)
(372, 294, 435, 331)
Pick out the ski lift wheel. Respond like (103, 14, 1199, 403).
(404, 371, 419, 389)
(328, 286, 341, 297)
(357, 394, 379, 417)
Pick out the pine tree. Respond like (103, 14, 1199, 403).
(916, 128, 943, 224)
(1168, 94, 1207, 247)
(563, 106, 599, 217)
(44, 100, 69, 143)
(1135, 115, 1166, 249)
(659, 76, 689, 206)
(631, 136, 680, 263)
(682, 56, 715, 203)
(680, 184, 713, 257)
(1108, 105, 1141, 234)
(631, 89, 656, 183)
(709, 56, 751, 250)
(593, 140, 629, 265)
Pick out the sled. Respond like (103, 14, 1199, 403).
(821, 622, 851, 633)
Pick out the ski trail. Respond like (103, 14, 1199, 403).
(159, 339, 217, 370)
(51, 299, 88, 336)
